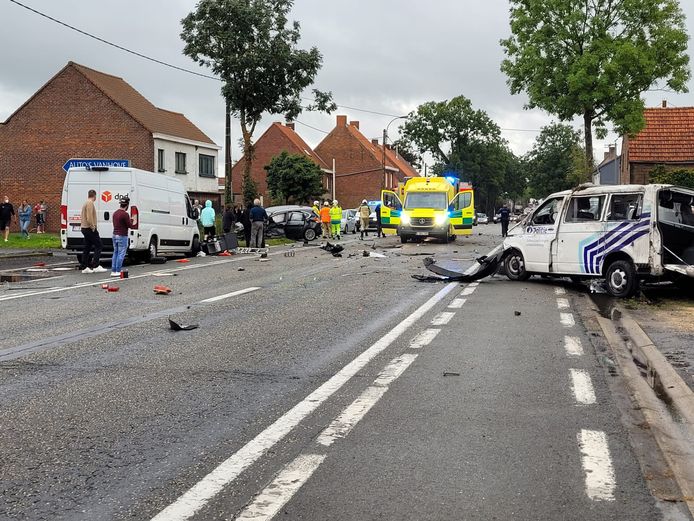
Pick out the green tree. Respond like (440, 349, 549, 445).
(650, 166, 694, 189)
(402, 96, 523, 213)
(181, 0, 335, 206)
(242, 170, 259, 206)
(525, 124, 583, 198)
(265, 151, 325, 204)
(391, 138, 422, 170)
(501, 0, 690, 167)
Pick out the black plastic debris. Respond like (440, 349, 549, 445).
(514, 311, 521, 316)
(321, 242, 345, 257)
(443, 371, 461, 377)
(412, 245, 504, 283)
(169, 318, 199, 331)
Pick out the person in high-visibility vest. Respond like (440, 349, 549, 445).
(320, 201, 332, 239)
(311, 200, 320, 221)
(330, 200, 343, 240)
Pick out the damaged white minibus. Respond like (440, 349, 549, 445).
(502, 184, 694, 297)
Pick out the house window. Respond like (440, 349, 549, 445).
(157, 149, 165, 172)
(175, 152, 187, 174)
(199, 154, 216, 178)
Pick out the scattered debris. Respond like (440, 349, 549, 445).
(168, 318, 199, 331)
(151, 256, 167, 264)
(412, 245, 504, 283)
(589, 280, 608, 294)
(52, 267, 73, 271)
(107, 286, 119, 292)
(175, 259, 190, 264)
(218, 251, 232, 256)
(321, 242, 344, 257)
(260, 258, 271, 262)
(514, 311, 521, 316)
(369, 252, 386, 258)
(260, 252, 268, 259)
(154, 285, 172, 295)
(196, 251, 207, 257)
(33, 262, 46, 267)
(443, 371, 460, 377)
(238, 267, 245, 272)
(151, 272, 174, 277)
(284, 250, 295, 257)
(236, 247, 269, 255)
(26, 268, 48, 273)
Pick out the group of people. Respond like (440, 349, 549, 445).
(0, 196, 48, 241)
(312, 199, 343, 240)
(194, 198, 268, 249)
(78, 189, 126, 275)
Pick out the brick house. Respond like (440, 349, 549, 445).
(315, 115, 420, 209)
(231, 122, 330, 204)
(620, 103, 694, 184)
(0, 62, 220, 231)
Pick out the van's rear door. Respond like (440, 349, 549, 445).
(65, 169, 95, 238)
(380, 190, 402, 235)
(449, 190, 474, 236)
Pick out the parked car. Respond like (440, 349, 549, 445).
(493, 213, 501, 224)
(476, 212, 489, 224)
(341, 209, 358, 234)
(265, 209, 320, 241)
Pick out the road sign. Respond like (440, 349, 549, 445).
(62, 158, 130, 172)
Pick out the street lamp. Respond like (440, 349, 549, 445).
(382, 115, 408, 190)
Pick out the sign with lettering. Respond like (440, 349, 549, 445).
(62, 158, 130, 172)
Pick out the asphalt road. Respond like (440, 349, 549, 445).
(0, 226, 687, 520)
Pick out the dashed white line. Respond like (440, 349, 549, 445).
(569, 369, 597, 405)
(556, 298, 570, 310)
(564, 336, 584, 357)
(199, 287, 260, 303)
(560, 313, 576, 327)
(150, 282, 458, 521)
(431, 311, 456, 326)
(448, 298, 467, 309)
(468, 282, 479, 288)
(460, 286, 477, 296)
(578, 429, 616, 501)
(554, 287, 567, 295)
(409, 329, 440, 349)
(234, 454, 326, 521)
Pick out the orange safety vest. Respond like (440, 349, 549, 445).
(320, 206, 331, 223)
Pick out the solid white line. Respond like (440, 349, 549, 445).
(199, 287, 260, 303)
(569, 369, 597, 405)
(409, 329, 440, 349)
(564, 336, 584, 357)
(234, 454, 326, 521)
(560, 313, 576, 327)
(578, 429, 616, 501)
(448, 298, 467, 309)
(554, 287, 567, 295)
(150, 282, 458, 521)
(556, 298, 570, 310)
(317, 355, 418, 447)
(460, 286, 476, 296)
(431, 311, 455, 326)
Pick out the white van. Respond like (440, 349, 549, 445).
(60, 166, 201, 262)
(502, 184, 694, 297)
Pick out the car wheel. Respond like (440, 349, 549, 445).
(148, 237, 158, 261)
(304, 227, 317, 241)
(504, 250, 530, 281)
(605, 260, 638, 298)
(400, 234, 409, 244)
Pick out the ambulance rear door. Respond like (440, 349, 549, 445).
(380, 190, 403, 235)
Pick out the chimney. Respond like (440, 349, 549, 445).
(662, 100, 668, 108)
(371, 138, 379, 145)
(336, 115, 347, 127)
(285, 122, 295, 130)
(349, 120, 360, 129)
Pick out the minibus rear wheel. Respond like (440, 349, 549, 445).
(504, 250, 530, 281)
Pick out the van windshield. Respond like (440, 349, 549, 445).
(405, 192, 447, 210)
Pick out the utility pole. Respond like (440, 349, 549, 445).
(332, 158, 336, 201)
(224, 101, 232, 205)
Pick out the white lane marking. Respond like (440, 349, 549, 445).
(317, 354, 418, 447)
(409, 329, 440, 349)
(199, 287, 260, 303)
(564, 336, 584, 357)
(560, 313, 576, 327)
(556, 298, 570, 310)
(468, 282, 479, 288)
(554, 287, 567, 295)
(234, 454, 326, 521)
(431, 311, 455, 326)
(460, 286, 476, 296)
(569, 369, 597, 405)
(578, 430, 616, 501)
(448, 298, 467, 309)
(150, 282, 458, 521)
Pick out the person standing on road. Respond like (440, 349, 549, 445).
(375, 202, 384, 238)
(249, 199, 267, 248)
(241, 205, 252, 247)
(330, 200, 342, 240)
(17, 200, 32, 239)
(311, 200, 321, 221)
(222, 205, 235, 234)
(0, 196, 16, 242)
(320, 201, 332, 239)
(199, 200, 216, 240)
(111, 197, 132, 277)
(80, 190, 106, 274)
(37, 200, 47, 233)
(358, 199, 370, 240)
(499, 204, 511, 238)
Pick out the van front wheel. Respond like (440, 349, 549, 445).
(605, 260, 638, 298)
(504, 250, 530, 281)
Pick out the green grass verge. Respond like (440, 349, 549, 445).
(0, 233, 61, 250)
(266, 237, 295, 246)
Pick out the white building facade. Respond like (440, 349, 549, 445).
(153, 133, 221, 198)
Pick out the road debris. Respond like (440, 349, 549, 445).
(151, 257, 167, 264)
(514, 311, 521, 316)
(412, 245, 503, 283)
(151, 272, 174, 277)
(284, 250, 296, 257)
(153, 285, 172, 295)
(321, 242, 344, 257)
(175, 259, 190, 264)
(238, 267, 245, 272)
(168, 318, 199, 331)
(196, 251, 207, 257)
(443, 371, 461, 377)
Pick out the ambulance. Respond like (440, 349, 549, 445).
(61, 166, 201, 262)
(380, 177, 475, 243)
(502, 184, 694, 297)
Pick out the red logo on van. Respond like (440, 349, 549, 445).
(101, 191, 112, 202)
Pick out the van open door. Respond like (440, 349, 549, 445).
(449, 190, 474, 235)
(380, 190, 403, 236)
(658, 187, 694, 284)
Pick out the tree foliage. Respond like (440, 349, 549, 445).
(402, 96, 524, 213)
(180, 0, 334, 202)
(242, 170, 259, 206)
(501, 0, 690, 166)
(525, 123, 584, 198)
(650, 166, 694, 189)
(265, 151, 325, 204)
(391, 138, 422, 170)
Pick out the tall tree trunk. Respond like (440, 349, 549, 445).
(224, 101, 232, 206)
(583, 111, 595, 177)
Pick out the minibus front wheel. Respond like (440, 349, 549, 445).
(605, 260, 638, 298)
(504, 249, 530, 281)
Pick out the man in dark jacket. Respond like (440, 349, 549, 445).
(0, 196, 16, 242)
(249, 199, 268, 248)
(222, 205, 235, 234)
(499, 205, 511, 237)
(241, 205, 252, 247)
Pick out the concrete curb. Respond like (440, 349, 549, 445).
(615, 308, 694, 426)
(0, 251, 55, 260)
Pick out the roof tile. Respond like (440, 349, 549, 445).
(629, 107, 694, 163)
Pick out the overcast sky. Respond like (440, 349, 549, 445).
(1, 0, 693, 172)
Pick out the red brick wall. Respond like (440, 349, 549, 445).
(0, 65, 153, 232)
(315, 120, 385, 209)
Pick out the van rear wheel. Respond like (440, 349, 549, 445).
(605, 260, 638, 298)
(148, 237, 158, 261)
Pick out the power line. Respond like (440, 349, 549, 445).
(294, 119, 329, 134)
